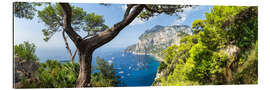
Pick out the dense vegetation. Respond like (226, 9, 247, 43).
(155, 6, 258, 85)
(14, 41, 39, 61)
(21, 59, 119, 88)
(14, 42, 119, 88)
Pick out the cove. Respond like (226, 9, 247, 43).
(37, 47, 161, 86)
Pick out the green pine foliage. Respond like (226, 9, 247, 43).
(157, 6, 258, 85)
(37, 3, 108, 41)
(36, 60, 80, 88)
(20, 60, 80, 88)
(14, 41, 39, 61)
(14, 2, 42, 19)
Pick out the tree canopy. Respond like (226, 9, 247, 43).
(14, 2, 42, 19)
(38, 3, 108, 41)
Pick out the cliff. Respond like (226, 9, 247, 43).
(125, 25, 192, 61)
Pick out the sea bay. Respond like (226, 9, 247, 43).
(36, 47, 160, 86)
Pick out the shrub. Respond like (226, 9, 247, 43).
(20, 57, 119, 88)
(14, 41, 38, 61)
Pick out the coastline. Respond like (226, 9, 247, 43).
(128, 52, 163, 62)
(148, 53, 163, 62)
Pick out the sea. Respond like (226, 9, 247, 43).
(35, 47, 160, 86)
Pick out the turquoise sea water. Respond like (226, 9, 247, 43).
(36, 47, 160, 86)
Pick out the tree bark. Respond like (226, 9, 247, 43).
(76, 51, 93, 87)
(224, 67, 232, 84)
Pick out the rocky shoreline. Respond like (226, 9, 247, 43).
(124, 25, 192, 86)
(127, 51, 163, 62)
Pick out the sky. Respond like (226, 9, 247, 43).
(14, 3, 212, 56)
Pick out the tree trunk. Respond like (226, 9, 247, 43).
(224, 67, 232, 84)
(76, 51, 93, 87)
(59, 3, 145, 87)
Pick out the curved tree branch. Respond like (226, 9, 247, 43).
(84, 5, 145, 51)
(60, 3, 83, 49)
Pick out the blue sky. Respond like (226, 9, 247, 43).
(14, 3, 212, 53)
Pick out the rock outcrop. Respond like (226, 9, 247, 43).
(125, 25, 192, 61)
(14, 55, 40, 88)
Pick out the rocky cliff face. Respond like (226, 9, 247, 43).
(125, 25, 192, 61)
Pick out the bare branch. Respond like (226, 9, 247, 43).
(72, 49, 78, 59)
(62, 31, 74, 62)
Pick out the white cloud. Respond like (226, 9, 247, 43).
(171, 7, 197, 25)
(172, 14, 187, 25)
(124, 5, 197, 26)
